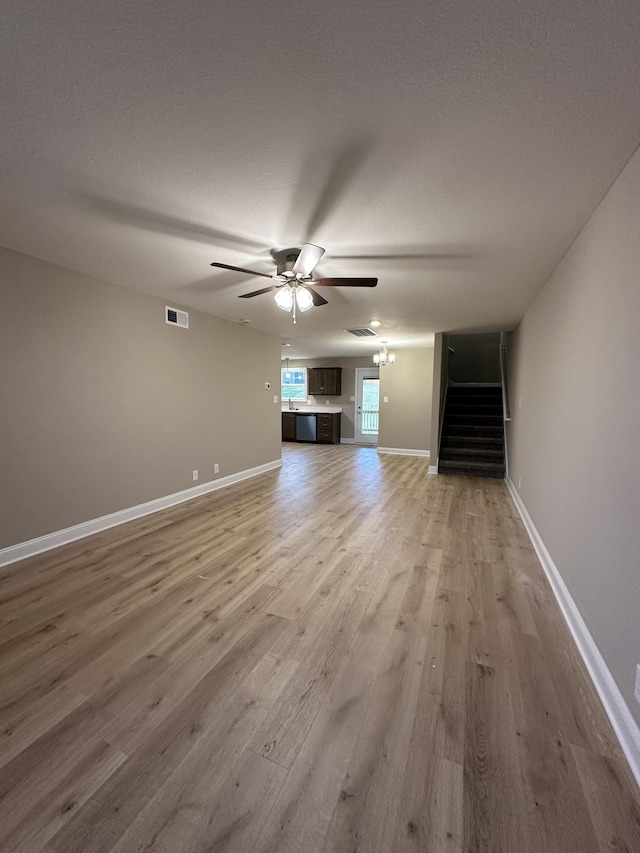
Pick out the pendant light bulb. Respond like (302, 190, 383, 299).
(295, 286, 313, 312)
(275, 285, 294, 312)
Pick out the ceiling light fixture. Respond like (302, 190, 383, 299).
(369, 319, 382, 328)
(373, 340, 395, 366)
(275, 283, 313, 324)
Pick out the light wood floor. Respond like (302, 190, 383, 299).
(1, 444, 639, 852)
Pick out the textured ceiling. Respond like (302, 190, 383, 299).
(2, 0, 640, 358)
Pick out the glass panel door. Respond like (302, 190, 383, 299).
(355, 368, 380, 445)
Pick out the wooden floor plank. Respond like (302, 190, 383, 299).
(393, 753, 464, 852)
(103, 652, 297, 853)
(0, 444, 637, 852)
(252, 565, 411, 853)
(320, 629, 427, 853)
(572, 744, 640, 852)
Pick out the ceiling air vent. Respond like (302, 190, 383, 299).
(345, 328, 379, 337)
(165, 306, 189, 329)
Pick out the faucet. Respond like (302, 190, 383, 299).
(288, 399, 294, 410)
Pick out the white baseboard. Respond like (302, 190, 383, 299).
(377, 447, 430, 458)
(340, 437, 356, 444)
(506, 477, 640, 789)
(0, 458, 283, 569)
(428, 465, 438, 474)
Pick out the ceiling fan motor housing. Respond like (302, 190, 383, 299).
(274, 249, 302, 279)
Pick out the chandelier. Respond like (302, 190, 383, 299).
(274, 283, 314, 324)
(373, 340, 395, 366)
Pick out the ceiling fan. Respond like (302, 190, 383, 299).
(210, 243, 377, 323)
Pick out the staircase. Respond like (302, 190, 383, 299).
(438, 385, 505, 478)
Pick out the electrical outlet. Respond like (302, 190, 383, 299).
(192, 470, 198, 481)
(325, 400, 330, 406)
(634, 664, 640, 704)
(214, 463, 219, 474)
(383, 396, 389, 403)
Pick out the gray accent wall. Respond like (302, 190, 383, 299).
(506, 145, 640, 726)
(378, 347, 434, 453)
(0, 248, 282, 550)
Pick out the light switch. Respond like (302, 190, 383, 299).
(383, 396, 389, 403)
(273, 395, 279, 404)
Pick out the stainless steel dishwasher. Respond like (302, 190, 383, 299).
(295, 413, 316, 442)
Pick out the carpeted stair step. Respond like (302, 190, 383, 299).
(438, 459, 506, 478)
(446, 403, 503, 416)
(439, 446, 504, 462)
(447, 387, 502, 398)
(441, 434, 503, 449)
(444, 414, 503, 427)
(443, 424, 504, 439)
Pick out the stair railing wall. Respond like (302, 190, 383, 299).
(437, 379, 451, 465)
(500, 341, 511, 479)
(436, 344, 455, 465)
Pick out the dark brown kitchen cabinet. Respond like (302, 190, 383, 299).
(281, 412, 341, 444)
(281, 412, 296, 441)
(315, 413, 341, 444)
(308, 367, 342, 396)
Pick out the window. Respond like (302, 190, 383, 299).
(281, 367, 307, 401)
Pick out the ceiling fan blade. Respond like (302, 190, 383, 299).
(210, 262, 273, 279)
(305, 286, 329, 306)
(292, 243, 325, 276)
(238, 284, 278, 298)
(312, 277, 378, 287)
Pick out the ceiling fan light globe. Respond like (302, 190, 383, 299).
(388, 353, 396, 363)
(275, 286, 294, 312)
(373, 353, 381, 365)
(295, 286, 314, 312)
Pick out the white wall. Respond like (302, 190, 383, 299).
(507, 144, 640, 727)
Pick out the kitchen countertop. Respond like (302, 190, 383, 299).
(281, 406, 343, 414)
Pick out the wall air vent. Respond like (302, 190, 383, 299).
(165, 306, 189, 329)
(345, 328, 379, 337)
